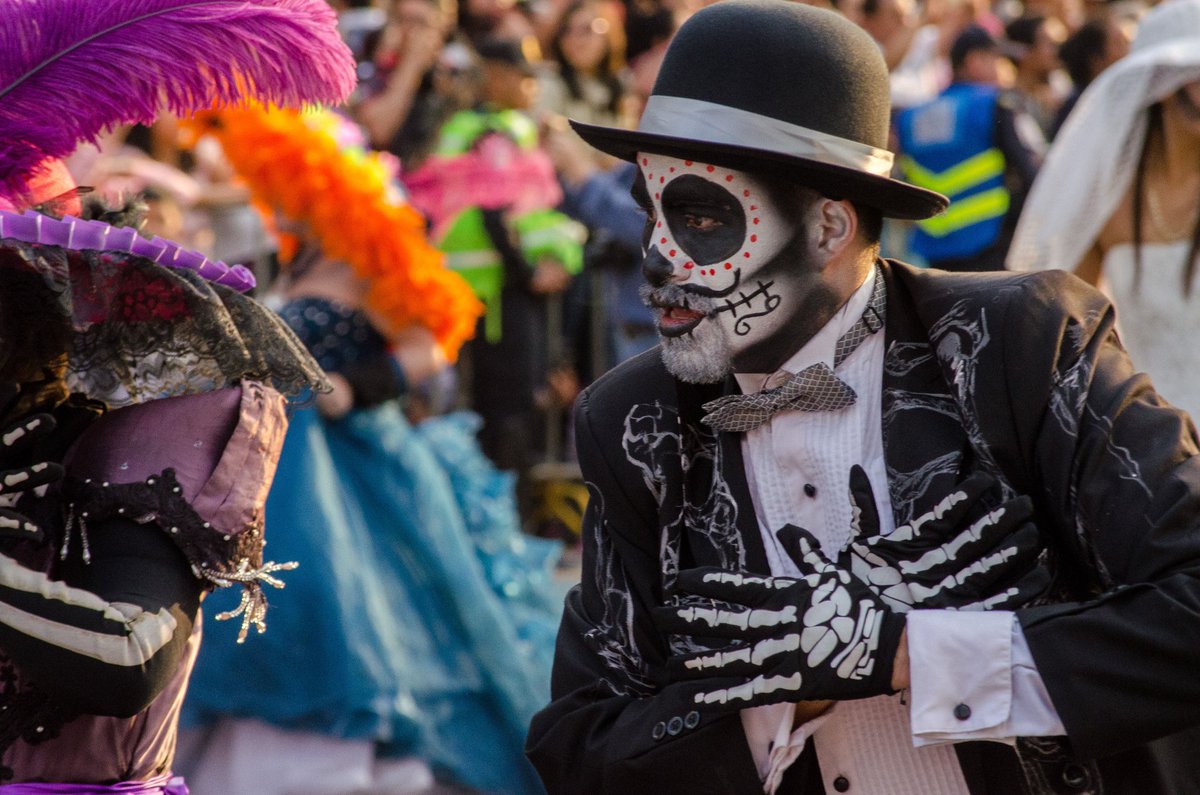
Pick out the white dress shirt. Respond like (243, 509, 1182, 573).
(734, 271, 1065, 793)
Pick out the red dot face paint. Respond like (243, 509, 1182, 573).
(635, 151, 808, 380)
(637, 152, 796, 301)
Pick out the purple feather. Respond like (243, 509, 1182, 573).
(0, 0, 357, 202)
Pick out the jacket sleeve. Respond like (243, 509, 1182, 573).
(992, 271, 1200, 758)
(525, 388, 765, 794)
(0, 517, 201, 718)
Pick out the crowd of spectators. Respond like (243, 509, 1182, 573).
(69, 0, 1147, 533)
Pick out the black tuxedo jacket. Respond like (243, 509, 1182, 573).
(526, 261, 1200, 794)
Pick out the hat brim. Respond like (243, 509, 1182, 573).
(571, 119, 948, 221)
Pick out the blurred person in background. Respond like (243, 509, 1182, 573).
(1050, 8, 1133, 137)
(404, 38, 586, 489)
(356, 0, 462, 167)
(537, 0, 631, 131)
(457, 0, 540, 44)
(1004, 14, 1071, 141)
(861, 0, 947, 111)
(896, 24, 1041, 270)
(1009, 0, 1200, 421)
(542, 119, 657, 369)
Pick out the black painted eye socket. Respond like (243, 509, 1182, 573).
(662, 175, 746, 266)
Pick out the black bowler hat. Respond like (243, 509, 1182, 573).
(570, 0, 948, 220)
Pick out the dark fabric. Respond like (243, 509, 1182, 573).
(0, 519, 200, 718)
(0, 517, 201, 775)
(278, 297, 389, 375)
(527, 260, 1200, 794)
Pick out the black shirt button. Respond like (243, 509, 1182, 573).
(833, 775, 850, 792)
(804, 483, 817, 497)
(684, 710, 700, 729)
(1061, 763, 1092, 790)
(953, 703, 972, 720)
(667, 716, 684, 736)
(651, 721, 666, 740)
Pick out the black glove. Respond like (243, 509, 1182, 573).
(844, 465, 1049, 611)
(0, 411, 64, 543)
(657, 525, 905, 711)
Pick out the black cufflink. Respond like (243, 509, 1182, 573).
(953, 703, 972, 720)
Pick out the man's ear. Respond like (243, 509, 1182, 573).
(812, 198, 859, 263)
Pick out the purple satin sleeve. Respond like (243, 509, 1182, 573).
(0, 774, 188, 794)
(63, 381, 288, 538)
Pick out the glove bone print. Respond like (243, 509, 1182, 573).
(658, 529, 904, 710)
(844, 466, 1049, 611)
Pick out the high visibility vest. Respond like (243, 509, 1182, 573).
(897, 83, 1010, 263)
(432, 109, 584, 343)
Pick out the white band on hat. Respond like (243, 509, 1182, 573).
(638, 95, 896, 177)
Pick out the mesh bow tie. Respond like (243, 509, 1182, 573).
(701, 267, 886, 433)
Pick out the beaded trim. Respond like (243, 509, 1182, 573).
(59, 468, 295, 642)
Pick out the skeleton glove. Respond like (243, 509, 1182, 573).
(658, 526, 905, 711)
(844, 465, 1049, 612)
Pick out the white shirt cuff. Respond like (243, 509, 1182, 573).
(907, 609, 1065, 747)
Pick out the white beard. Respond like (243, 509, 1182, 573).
(659, 319, 735, 384)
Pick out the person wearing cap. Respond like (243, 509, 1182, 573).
(895, 24, 1042, 272)
(423, 36, 587, 479)
(525, 1, 1200, 793)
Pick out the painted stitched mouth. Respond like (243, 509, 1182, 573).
(677, 269, 742, 299)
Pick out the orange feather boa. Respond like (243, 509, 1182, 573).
(190, 105, 481, 360)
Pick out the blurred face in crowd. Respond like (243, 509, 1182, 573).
(1028, 18, 1066, 78)
(389, 0, 447, 43)
(959, 47, 1001, 85)
(558, 4, 612, 74)
(481, 60, 538, 109)
(633, 152, 845, 381)
(860, 0, 916, 45)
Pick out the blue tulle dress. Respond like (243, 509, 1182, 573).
(182, 297, 564, 794)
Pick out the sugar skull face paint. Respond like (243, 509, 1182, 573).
(636, 152, 836, 382)
(639, 152, 796, 298)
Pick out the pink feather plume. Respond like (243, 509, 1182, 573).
(0, 0, 357, 202)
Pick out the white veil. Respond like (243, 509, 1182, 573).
(1006, 0, 1200, 273)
